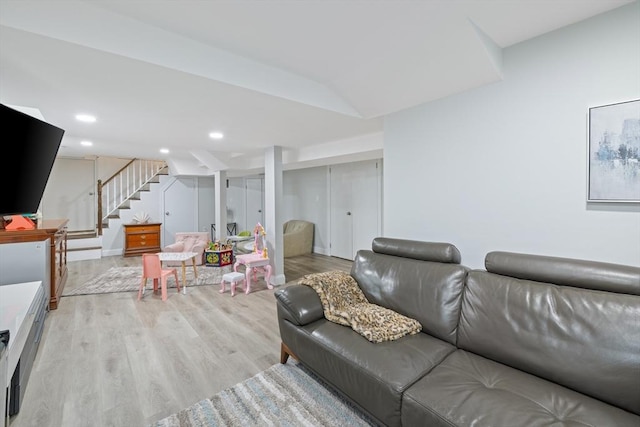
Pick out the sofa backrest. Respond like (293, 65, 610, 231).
(351, 237, 468, 345)
(458, 251, 640, 415)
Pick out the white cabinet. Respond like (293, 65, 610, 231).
(0, 281, 46, 418)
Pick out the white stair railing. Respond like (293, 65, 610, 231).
(97, 159, 166, 235)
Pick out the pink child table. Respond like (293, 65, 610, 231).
(233, 252, 273, 294)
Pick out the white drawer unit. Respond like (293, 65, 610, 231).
(0, 281, 46, 418)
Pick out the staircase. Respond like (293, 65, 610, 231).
(99, 159, 168, 232)
(67, 159, 168, 261)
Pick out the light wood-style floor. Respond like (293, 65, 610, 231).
(8, 253, 352, 427)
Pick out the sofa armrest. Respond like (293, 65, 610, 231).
(275, 285, 324, 326)
(164, 242, 184, 253)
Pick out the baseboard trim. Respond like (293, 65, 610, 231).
(102, 248, 124, 257)
(271, 273, 287, 286)
(313, 246, 329, 255)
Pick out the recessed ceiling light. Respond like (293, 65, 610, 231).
(80, 140, 93, 146)
(209, 132, 224, 140)
(75, 114, 96, 123)
(160, 148, 170, 154)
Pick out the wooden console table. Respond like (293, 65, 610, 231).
(0, 219, 68, 310)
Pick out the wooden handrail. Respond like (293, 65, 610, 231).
(101, 158, 137, 189)
(97, 179, 103, 235)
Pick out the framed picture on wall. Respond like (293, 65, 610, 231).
(587, 99, 640, 203)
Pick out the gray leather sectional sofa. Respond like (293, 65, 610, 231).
(275, 237, 640, 426)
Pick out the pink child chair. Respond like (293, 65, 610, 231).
(138, 253, 180, 301)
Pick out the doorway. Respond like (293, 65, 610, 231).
(162, 177, 196, 246)
(330, 160, 382, 260)
(246, 178, 264, 232)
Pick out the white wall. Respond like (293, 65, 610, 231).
(197, 176, 215, 235)
(283, 166, 329, 254)
(96, 157, 130, 181)
(227, 177, 247, 232)
(384, 3, 640, 269)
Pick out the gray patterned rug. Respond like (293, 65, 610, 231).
(63, 265, 233, 296)
(149, 360, 376, 426)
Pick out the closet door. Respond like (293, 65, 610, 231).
(351, 160, 382, 256)
(162, 177, 196, 246)
(330, 165, 353, 260)
(245, 178, 264, 230)
(330, 160, 382, 260)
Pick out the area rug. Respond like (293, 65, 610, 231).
(150, 361, 376, 427)
(63, 265, 232, 296)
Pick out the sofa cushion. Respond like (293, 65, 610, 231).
(403, 350, 640, 427)
(277, 315, 456, 427)
(459, 269, 640, 415)
(351, 249, 467, 345)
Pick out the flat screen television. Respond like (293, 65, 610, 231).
(0, 103, 65, 217)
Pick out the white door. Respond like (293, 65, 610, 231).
(162, 177, 196, 246)
(352, 160, 381, 254)
(41, 157, 96, 232)
(246, 178, 264, 231)
(330, 160, 382, 260)
(330, 165, 353, 260)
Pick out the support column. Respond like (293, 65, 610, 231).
(214, 170, 227, 241)
(264, 146, 285, 285)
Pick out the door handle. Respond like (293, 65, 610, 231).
(165, 211, 170, 216)
(347, 212, 352, 216)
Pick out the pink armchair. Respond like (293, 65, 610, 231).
(163, 232, 209, 266)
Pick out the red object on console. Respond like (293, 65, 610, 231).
(5, 215, 35, 230)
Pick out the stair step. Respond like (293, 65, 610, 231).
(100, 160, 167, 231)
(66, 235, 102, 261)
(68, 230, 98, 240)
(67, 245, 102, 262)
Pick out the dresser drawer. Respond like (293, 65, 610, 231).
(128, 225, 160, 234)
(126, 234, 159, 247)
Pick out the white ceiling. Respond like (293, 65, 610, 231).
(0, 0, 634, 175)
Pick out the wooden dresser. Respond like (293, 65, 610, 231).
(123, 222, 161, 256)
(0, 219, 68, 310)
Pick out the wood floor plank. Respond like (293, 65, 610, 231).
(98, 327, 139, 413)
(123, 329, 179, 420)
(8, 253, 352, 427)
(63, 326, 102, 427)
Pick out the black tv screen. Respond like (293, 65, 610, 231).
(0, 103, 65, 216)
